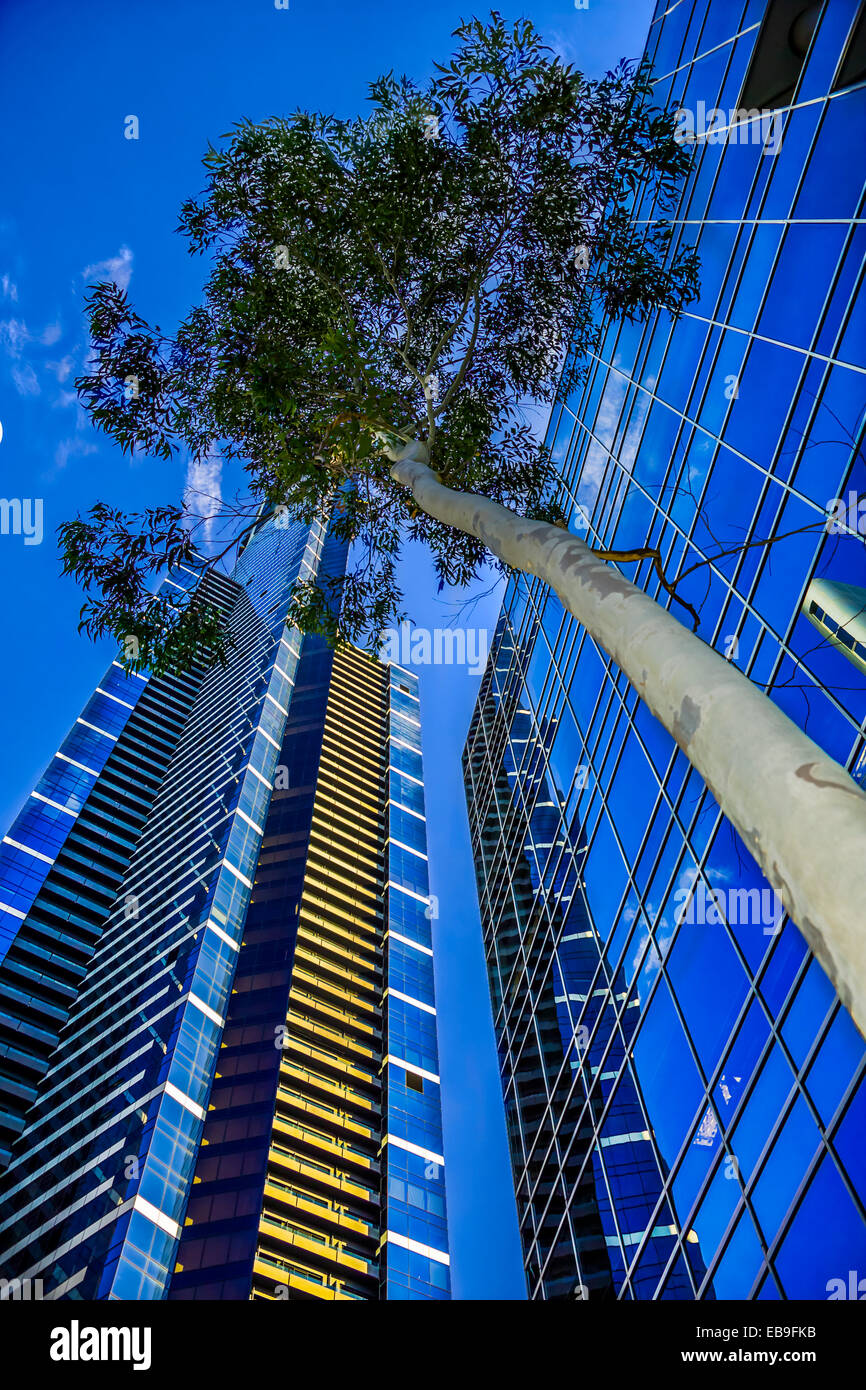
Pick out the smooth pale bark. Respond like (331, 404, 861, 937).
(388, 440, 866, 1037)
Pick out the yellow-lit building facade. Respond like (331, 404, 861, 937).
(172, 639, 451, 1300)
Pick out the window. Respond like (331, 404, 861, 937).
(834, 3, 866, 90)
(739, 0, 823, 111)
(406, 1070, 424, 1093)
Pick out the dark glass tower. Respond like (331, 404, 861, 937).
(0, 511, 449, 1300)
(464, 0, 866, 1299)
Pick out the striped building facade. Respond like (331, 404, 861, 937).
(0, 510, 449, 1300)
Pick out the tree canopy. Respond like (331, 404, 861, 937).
(63, 11, 699, 672)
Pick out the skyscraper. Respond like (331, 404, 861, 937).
(464, 0, 866, 1299)
(0, 510, 449, 1301)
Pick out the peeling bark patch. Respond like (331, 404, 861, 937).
(795, 762, 866, 800)
(582, 563, 638, 603)
(673, 695, 701, 749)
(516, 523, 561, 548)
(554, 543, 590, 575)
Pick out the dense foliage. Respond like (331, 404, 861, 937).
(63, 13, 699, 671)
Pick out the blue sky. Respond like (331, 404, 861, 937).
(0, 0, 655, 1298)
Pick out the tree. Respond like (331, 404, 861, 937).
(62, 14, 866, 1034)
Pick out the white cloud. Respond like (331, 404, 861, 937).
(1, 274, 18, 302)
(547, 30, 579, 67)
(54, 437, 97, 471)
(184, 451, 223, 545)
(0, 315, 66, 370)
(46, 354, 76, 384)
(11, 363, 40, 396)
(571, 370, 659, 532)
(82, 245, 134, 292)
(574, 373, 627, 519)
(630, 858, 696, 995)
(0, 318, 30, 356)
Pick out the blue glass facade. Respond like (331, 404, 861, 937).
(0, 512, 449, 1299)
(381, 664, 450, 1298)
(0, 559, 217, 1168)
(464, 0, 866, 1299)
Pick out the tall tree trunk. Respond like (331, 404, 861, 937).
(388, 440, 866, 1037)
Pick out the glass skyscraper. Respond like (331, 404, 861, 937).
(0, 510, 449, 1301)
(464, 0, 866, 1299)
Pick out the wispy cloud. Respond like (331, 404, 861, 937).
(1, 274, 18, 302)
(184, 451, 223, 546)
(54, 437, 97, 472)
(1, 318, 75, 405)
(46, 354, 76, 384)
(11, 363, 40, 397)
(82, 245, 134, 293)
(571, 367, 658, 534)
(0, 318, 30, 357)
(547, 30, 579, 67)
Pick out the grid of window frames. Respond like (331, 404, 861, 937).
(0, 515, 328, 1297)
(0, 517, 450, 1301)
(381, 663, 451, 1299)
(0, 560, 216, 1166)
(464, 0, 866, 1299)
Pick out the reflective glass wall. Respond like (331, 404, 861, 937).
(464, 0, 866, 1299)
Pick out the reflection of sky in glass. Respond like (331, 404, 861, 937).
(466, 0, 866, 1298)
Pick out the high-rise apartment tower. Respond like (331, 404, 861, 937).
(0, 512, 450, 1301)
